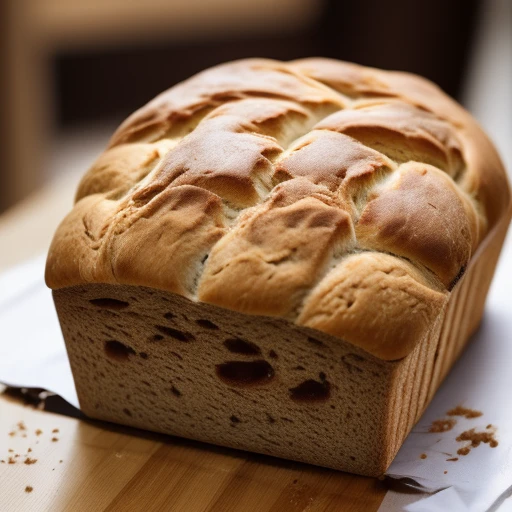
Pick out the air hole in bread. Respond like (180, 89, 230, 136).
(230, 415, 241, 424)
(152, 334, 164, 342)
(123, 408, 132, 416)
(155, 325, 195, 342)
(196, 319, 219, 330)
(341, 354, 366, 374)
(90, 298, 129, 310)
(171, 386, 182, 397)
(140, 352, 149, 359)
(289, 379, 331, 402)
(268, 350, 278, 359)
(266, 414, 276, 424)
(104, 340, 136, 361)
(307, 336, 325, 347)
(223, 338, 261, 355)
(163, 312, 175, 320)
(216, 360, 275, 386)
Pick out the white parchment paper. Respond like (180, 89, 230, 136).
(0, 255, 78, 407)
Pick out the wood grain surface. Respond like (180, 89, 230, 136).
(0, 176, 388, 511)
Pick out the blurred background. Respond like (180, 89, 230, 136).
(1, 0, 510, 213)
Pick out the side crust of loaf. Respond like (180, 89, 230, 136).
(53, 209, 511, 476)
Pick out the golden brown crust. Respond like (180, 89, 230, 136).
(197, 179, 354, 316)
(46, 58, 511, 360)
(297, 252, 447, 360)
(356, 163, 477, 289)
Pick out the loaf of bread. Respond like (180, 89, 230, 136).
(46, 58, 512, 476)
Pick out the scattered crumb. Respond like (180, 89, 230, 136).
(1, 460, 5, 464)
(22, 434, 27, 438)
(447, 458, 459, 462)
(24, 458, 37, 465)
(8, 431, 15, 437)
(420, 453, 427, 459)
(35, 429, 42, 436)
(8, 449, 13, 453)
(447, 406, 483, 419)
(52, 429, 59, 434)
(8, 457, 16, 464)
(27, 448, 32, 453)
(17, 421, 27, 431)
(15, 454, 20, 458)
(456, 428, 499, 456)
(59, 460, 63, 463)
(51, 437, 59, 443)
(444, 471, 448, 474)
(441, 452, 453, 456)
(487, 424, 492, 429)
(25, 486, 33, 493)
(429, 418, 456, 433)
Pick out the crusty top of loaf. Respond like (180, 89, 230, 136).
(45, 58, 511, 360)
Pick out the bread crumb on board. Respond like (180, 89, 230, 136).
(3, 421, 64, 468)
(25, 486, 33, 493)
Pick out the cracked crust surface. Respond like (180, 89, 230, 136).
(46, 58, 511, 360)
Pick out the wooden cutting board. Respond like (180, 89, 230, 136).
(0, 394, 386, 511)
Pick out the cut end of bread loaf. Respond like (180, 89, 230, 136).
(53, 283, 405, 476)
(46, 57, 511, 361)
